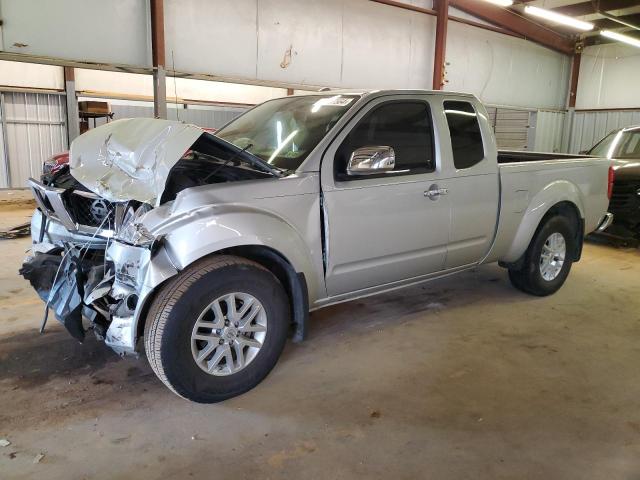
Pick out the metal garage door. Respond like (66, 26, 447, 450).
(0, 91, 67, 188)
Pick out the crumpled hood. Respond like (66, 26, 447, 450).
(69, 118, 204, 204)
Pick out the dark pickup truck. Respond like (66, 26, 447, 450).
(588, 125, 640, 238)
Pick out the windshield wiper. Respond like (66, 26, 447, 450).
(231, 143, 284, 178)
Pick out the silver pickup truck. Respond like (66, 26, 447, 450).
(22, 90, 613, 402)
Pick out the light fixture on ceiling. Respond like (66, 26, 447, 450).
(524, 5, 594, 31)
(600, 29, 640, 48)
(484, 0, 513, 6)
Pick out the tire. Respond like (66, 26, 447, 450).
(508, 215, 576, 296)
(144, 255, 290, 403)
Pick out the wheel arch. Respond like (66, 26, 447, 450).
(218, 245, 309, 342)
(542, 201, 584, 261)
(500, 199, 584, 269)
(136, 244, 310, 346)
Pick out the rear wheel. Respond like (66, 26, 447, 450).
(144, 255, 290, 403)
(508, 215, 576, 296)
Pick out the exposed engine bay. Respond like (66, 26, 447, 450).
(20, 119, 280, 354)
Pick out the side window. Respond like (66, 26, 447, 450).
(621, 132, 640, 158)
(444, 100, 485, 170)
(335, 101, 434, 179)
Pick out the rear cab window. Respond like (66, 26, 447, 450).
(443, 100, 485, 170)
(335, 100, 435, 180)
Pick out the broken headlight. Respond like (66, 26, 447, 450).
(115, 203, 155, 247)
(42, 152, 69, 176)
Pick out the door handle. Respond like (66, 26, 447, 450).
(424, 185, 448, 200)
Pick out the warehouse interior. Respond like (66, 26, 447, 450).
(1, 0, 640, 478)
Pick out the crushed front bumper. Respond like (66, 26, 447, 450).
(31, 209, 109, 249)
(20, 247, 108, 342)
(23, 179, 180, 356)
(102, 240, 179, 355)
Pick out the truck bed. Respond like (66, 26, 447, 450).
(486, 154, 611, 265)
(498, 150, 589, 164)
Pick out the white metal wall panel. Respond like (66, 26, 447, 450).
(3, 92, 67, 188)
(179, 106, 247, 130)
(534, 110, 566, 153)
(165, 0, 435, 89)
(0, 61, 64, 91)
(90, 101, 246, 131)
(445, 21, 571, 109)
(164, 0, 258, 80)
(341, 0, 435, 89)
(169, 77, 286, 105)
(0, 0, 150, 67)
(577, 44, 640, 110)
(569, 110, 640, 154)
(257, 0, 344, 86)
(75, 69, 286, 106)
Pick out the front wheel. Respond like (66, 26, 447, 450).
(144, 255, 290, 403)
(508, 215, 576, 296)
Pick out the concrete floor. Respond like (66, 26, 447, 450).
(1, 206, 640, 479)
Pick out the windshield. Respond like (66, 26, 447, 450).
(216, 94, 359, 171)
(589, 129, 640, 159)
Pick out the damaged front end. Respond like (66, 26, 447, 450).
(20, 246, 114, 342)
(19, 202, 176, 355)
(21, 118, 274, 355)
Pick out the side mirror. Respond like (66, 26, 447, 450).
(347, 146, 396, 176)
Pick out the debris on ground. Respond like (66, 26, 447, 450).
(426, 302, 445, 309)
(33, 453, 45, 464)
(0, 222, 31, 240)
(110, 435, 131, 445)
(0, 438, 11, 447)
(369, 409, 381, 419)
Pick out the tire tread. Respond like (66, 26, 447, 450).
(144, 255, 269, 400)
(507, 214, 575, 297)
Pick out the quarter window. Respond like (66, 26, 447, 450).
(335, 101, 435, 178)
(620, 132, 640, 158)
(444, 100, 485, 170)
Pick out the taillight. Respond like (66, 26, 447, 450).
(607, 166, 615, 200)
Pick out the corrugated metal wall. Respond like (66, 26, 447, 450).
(91, 102, 247, 130)
(0, 96, 7, 188)
(0, 95, 248, 189)
(178, 105, 248, 130)
(1, 91, 67, 188)
(486, 106, 531, 150)
(569, 110, 640, 154)
(534, 110, 566, 153)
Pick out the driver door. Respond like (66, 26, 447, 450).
(321, 96, 451, 297)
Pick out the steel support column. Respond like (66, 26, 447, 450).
(153, 68, 167, 119)
(568, 52, 581, 109)
(432, 0, 449, 90)
(64, 67, 80, 144)
(151, 0, 167, 119)
(562, 53, 581, 153)
(0, 93, 11, 187)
